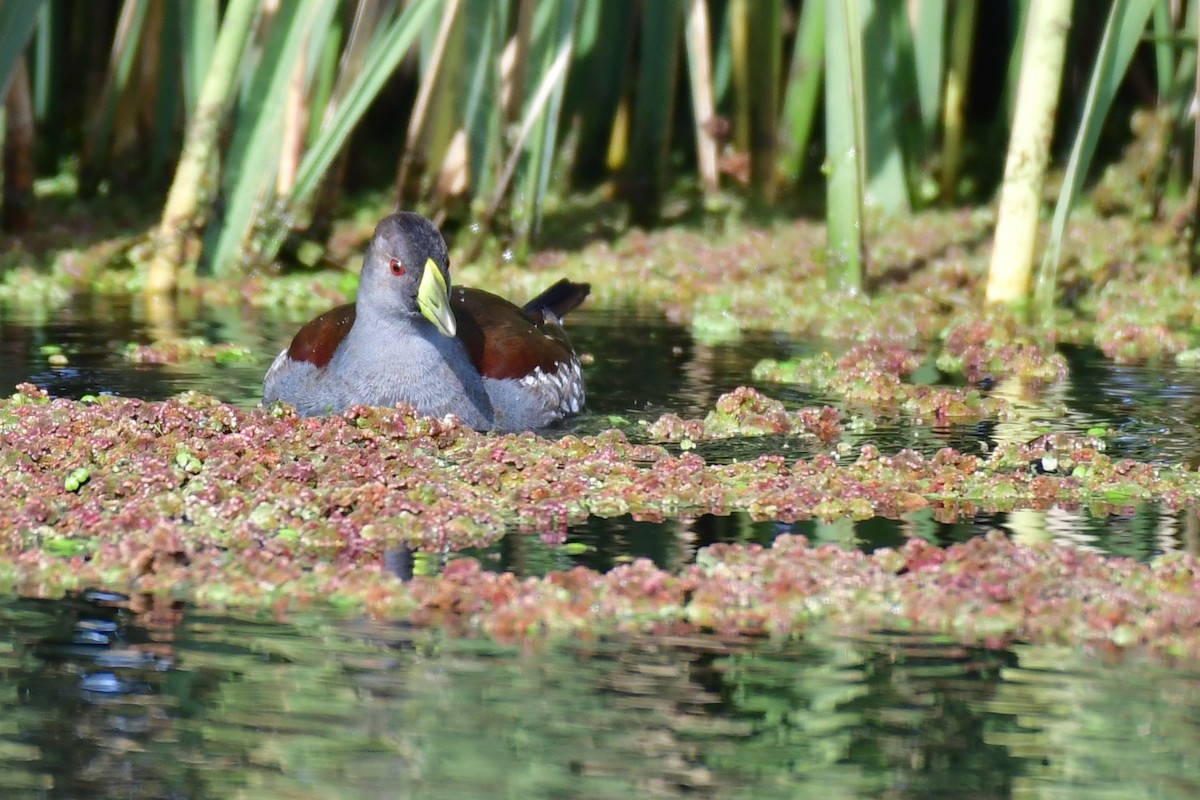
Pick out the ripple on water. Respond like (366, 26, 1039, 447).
(3, 592, 1197, 799)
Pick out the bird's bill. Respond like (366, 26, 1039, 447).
(417, 259, 457, 337)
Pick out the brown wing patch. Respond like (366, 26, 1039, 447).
(286, 303, 356, 368)
(453, 287, 574, 380)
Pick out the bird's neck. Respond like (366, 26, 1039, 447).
(354, 294, 420, 328)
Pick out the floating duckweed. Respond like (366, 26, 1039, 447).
(44, 537, 89, 558)
(213, 346, 254, 364)
(64, 467, 91, 492)
(174, 451, 203, 474)
(123, 337, 257, 364)
(39, 344, 69, 366)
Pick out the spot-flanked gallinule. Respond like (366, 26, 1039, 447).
(262, 212, 589, 431)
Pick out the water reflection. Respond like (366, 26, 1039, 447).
(454, 504, 1200, 581)
(983, 645, 1200, 798)
(2, 593, 1197, 799)
(0, 296, 270, 408)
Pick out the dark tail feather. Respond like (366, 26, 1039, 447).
(522, 278, 591, 319)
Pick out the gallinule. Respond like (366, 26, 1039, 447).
(262, 212, 589, 431)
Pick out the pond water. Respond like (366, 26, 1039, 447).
(5, 591, 1199, 800)
(2, 298, 1200, 797)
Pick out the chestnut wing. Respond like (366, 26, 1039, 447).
(452, 288, 573, 381)
(286, 303, 357, 368)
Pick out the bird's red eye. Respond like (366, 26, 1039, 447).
(389, 258, 405, 276)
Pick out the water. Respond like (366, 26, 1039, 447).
(475, 503, 1195, 577)
(4, 592, 1198, 800)
(4, 299, 1200, 797)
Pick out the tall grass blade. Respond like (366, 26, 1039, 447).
(146, 0, 260, 295)
(1118, 0, 1189, 220)
(307, 9, 343, 147)
(1151, 1, 1175, 97)
(276, 43, 309, 195)
(778, 0, 825, 184)
(1002, 0, 1032, 130)
(148, 1, 181, 183)
(1037, 0, 1156, 313)
(624, 0, 681, 222)
(746, 0, 782, 201)
(824, 0, 866, 291)
(300, 0, 385, 227)
(204, 0, 323, 278)
(861, 1, 911, 212)
(473, 33, 573, 250)
(506, 0, 536, 124)
(396, 0, 463, 206)
(911, 0, 947, 141)
(425, 1, 470, 208)
(124, 0, 166, 172)
(287, 0, 440, 211)
(985, 0, 1074, 306)
(31, 1, 49, 121)
(940, 0, 977, 202)
(684, 0, 719, 197)
(83, 0, 148, 191)
(180, 0, 218, 118)
(252, 0, 336, 189)
(297, 2, 339, 89)
(460, 0, 508, 201)
(327, 0, 384, 120)
(711, 0, 732, 109)
(1165, 1, 1198, 120)
(0, 0, 41, 101)
(510, 0, 580, 253)
(3, 56, 35, 232)
(729, 0, 750, 159)
(1190, 1, 1200, 270)
(566, 0, 634, 185)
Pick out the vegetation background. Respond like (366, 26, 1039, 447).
(0, 0, 1194, 313)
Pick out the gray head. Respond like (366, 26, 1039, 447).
(357, 212, 457, 335)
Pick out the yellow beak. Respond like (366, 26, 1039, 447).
(416, 257, 457, 337)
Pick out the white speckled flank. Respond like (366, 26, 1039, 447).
(490, 356, 585, 431)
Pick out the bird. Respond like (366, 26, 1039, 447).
(262, 212, 588, 431)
